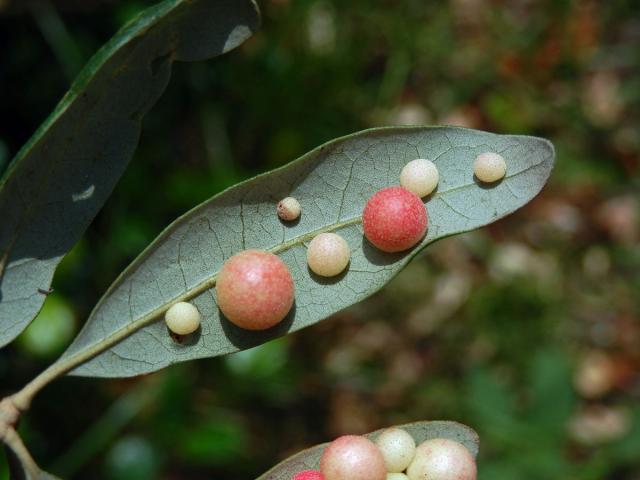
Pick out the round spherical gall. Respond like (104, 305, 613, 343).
(320, 435, 387, 480)
(216, 249, 294, 330)
(400, 159, 439, 197)
(387, 474, 409, 480)
(375, 427, 416, 473)
(164, 302, 201, 335)
(406, 438, 477, 480)
(473, 152, 506, 183)
(362, 186, 428, 253)
(292, 470, 325, 480)
(307, 233, 351, 277)
(278, 197, 302, 221)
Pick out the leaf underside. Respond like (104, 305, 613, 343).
(0, 0, 260, 347)
(258, 420, 480, 479)
(56, 126, 554, 378)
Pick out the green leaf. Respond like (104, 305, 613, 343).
(55, 126, 554, 378)
(257, 421, 479, 479)
(526, 349, 574, 431)
(0, 0, 260, 347)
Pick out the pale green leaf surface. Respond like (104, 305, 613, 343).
(59, 126, 554, 377)
(0, 0, 260, 347)
(258, 420, 479, 479)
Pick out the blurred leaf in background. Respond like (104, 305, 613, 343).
(16, 294, 76, 359)
(104, 436, 161, 480)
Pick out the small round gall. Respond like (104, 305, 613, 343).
(400, 159, 439, 198)
(375, 427, 416, 473)
(473, 152, 506, 183)
(406, 438, 477, 480)
(387, 474, 409, 480)
(292, 470, 325, 480)
(307, 233, 351, 277)
(216, 249, 294, 330)
(164, 302, 201, 335)
(362, 186, 428, 253)
(278, 197, 301, 221)
(320, 435, 386, 480)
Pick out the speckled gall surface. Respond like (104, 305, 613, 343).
(216, 249, 294, 330)
(307, 233, 350, 277)
(362, 186, 428, 253)
(292, 470, 325, 480)
(473, 152, 506, 183)
(164, 301, 201, 335)
(407, 438, 477, 480)
(375, 427, 416, 473)
(320, 435, 386, 480)
(277, 196, 301, 221)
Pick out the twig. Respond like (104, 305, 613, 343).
(4, 427, 43, 478)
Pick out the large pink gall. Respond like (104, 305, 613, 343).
(216, 249, 294, 330)
(320, 435, 386, 480)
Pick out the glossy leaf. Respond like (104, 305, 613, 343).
(56, 126, 554, 378)
(0, 0, 260, 347)
(258, 420, 479, 479)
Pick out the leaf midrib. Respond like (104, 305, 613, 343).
(57, 159, 543, 375)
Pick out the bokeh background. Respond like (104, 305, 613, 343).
(1, 0, 639, 478)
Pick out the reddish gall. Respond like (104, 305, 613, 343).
(292, 470, 324, 480)
(362, 186, 428, 253)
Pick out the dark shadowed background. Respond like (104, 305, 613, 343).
(0, 0, 639, 478)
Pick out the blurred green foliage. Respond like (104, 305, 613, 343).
(16, 294, 75, 358)
(1, 0, 639, 479)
